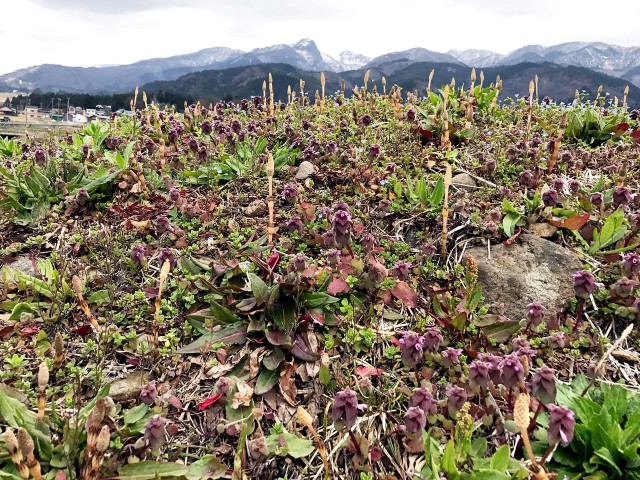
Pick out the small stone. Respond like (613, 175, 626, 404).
(451, 173, 477, 190)
(245, 200, 267, 217)
(108, 370, 150, 402)
(295, 161, 317, 180)
(529, 223, 558, 238)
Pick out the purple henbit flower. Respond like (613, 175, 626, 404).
(548, 331, 569, 349)
(392, 261, 413, 282)
(590, 192, 604, 207)
(519, 170, 534, 188)
(368, 143, 381, 160)
(469, 361, 492, 390)
(169, 187, 181, 203)
(560, 151, 573, 163)
(333, 201, 350, 212)
(75, 188, 90, 206)
(282, 183, 299, 200)
(612, 277, 638, 298)
(200, 120, 213, 134)
(399, 333, 425, 368)
(231, 119, 242, 133)
(248, 437, 268, 460)
(543, 96, 551, 105)
(484, 221, 498, 235)
(445, 385, 468, 416)
(361, 233, 377, 251)
(197, 145, 208, 161)
(34, 148, 46, 165)
(542, 188, 558, 207)
(512, 337, 530, 351)
(630, 109, 640, 120)
(54, 178, 66, 192)
(322, 230, 336, 248)
(404, 406, 427, 435)
(140, 380, 158, 405)
(547, 404, 575, 446)
(144, 415, 169, 452)
(515, 140, 527, 151)
(332, 388, 359, 430)
(158, 248, 176, 270)
(423, 328, 443, 352)
(385, 162, 398, 172)
(552, 178, 565, 192)
(332, 207, 353, 247)
(285, 215, 304, 234)
(613, 186, 632, 207)
(188, 136, 199, 153)
(130, 245, 146, 266)
(144, 138, 157, 154)
(360, 114, 372, 127)
(292, 253, 308, 273)
(156, 215, 175, 233)
(569, 179, 581, 194)
(409, 387, 437, 415)
(526, 302, 546, 326)
(499, 353, 525, 389)
(546, 139, 555, 153)
(532, 366, 557, 405)
(485, 158, 497, 173)
(572, 269, 603, 299)
(621, 252, 640, 277)
(421, 242, 437, 258)
(167, 128, 178, 144)
(442, 347, 462, 368)
(325, 249, 341, 267)
(406, 108, 416, 122)
(216, 377, 231, 395)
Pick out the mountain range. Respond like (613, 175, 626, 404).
(2, 39, 640, 95)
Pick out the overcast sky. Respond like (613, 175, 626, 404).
(2, 0, 638, 75)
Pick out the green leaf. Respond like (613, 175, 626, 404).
(502, 211, 521, 237)
(88, 289, 111, 304)
(429, 175, 445, 206)
(262, 347, 285, 371)
(8, 302, 36, 321)
(255, 366, 280, 395)
(185, 455, 227, 480)
(124, 404, 149, 426)
(272, 300, 296, 333)
(208, 301, 241, 324)
(490, 444, 510, 472)
(175, 323, 247, 354)
(303, 292, 339, 308)
(118, 461, 190, 479)
(441, 440, 459, 476)
(416, 177, 429, 204)
(591, 447, 623, 477)
(265, 432, 314, 459)
(318, 365, 332, 387)
(247, 272, 268, 305)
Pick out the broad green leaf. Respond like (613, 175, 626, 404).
(262, 347, 285, 371)
(255, 366, 280, 395)
(303, 292, 339, 308)
(489, 444, 510, 472)
(247, 272, 268, 305)
(118, 461, 190, 479)
(209, 301, 241, 324)
(175, 323, 247, 354)
(265, 432, 314, 459)
(124, 404, 149, 426)
(502, 211, 521, 237)
(185, 455, 227, 480)
(429, 175, 445, 206)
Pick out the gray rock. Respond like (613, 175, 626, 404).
(463, 234, 582, 322)
(529, 222, 558, 238)
(3, 256, 36, 277)
(108, 370, 150, 402)
(245, 199, 267, 217)
(295, 161, 317, 180)
(451, 173, 477, 190)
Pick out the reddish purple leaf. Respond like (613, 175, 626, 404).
(327, 277, 350, 295)
(197, 392, 222, 411)
(390, 281, 417, 308)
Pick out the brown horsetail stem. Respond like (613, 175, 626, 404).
(547, 112, 568, 174)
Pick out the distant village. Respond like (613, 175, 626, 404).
(0, 99, 132, 124)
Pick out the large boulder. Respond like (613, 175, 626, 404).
(464, 234, 583, 323)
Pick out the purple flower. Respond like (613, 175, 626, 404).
(144, 415, 169, 452)
(292, 253, 308, 273)
(548, 331, 569, 349)
(325, 249, 341, 267)
(542, 188, 558, 207)
(75, 188, 90, 206)
(569, 179, 581, 194)
(332, 388, 359, 430)
(130, 245, 146, 266)
(360, 114, 372, 127)
(519, 170, 534, 188)
(621, 252, 640, 277)
(361, 233, 377, 251)
(169, 188, 181, 202)
(367, 143, 381, 160)
(200, 120, 213, 134)
(441, 347, 462, 368)
(590, 192, 604, 207)
(156, 215, 175, 233)
(547, 404, 575, 446)
(404, 406, 427, 435)
(611, 277, 638, 298)
(499, 353, 524, 389)
(285, 215, 304, 234)
(332, 209, 352, 247)
(406, 108, 416, 122)
(282, 183, 299, 200)
(469, 361, 492, 390)
(399, 333, 425, 368)
(158, 248, 176, 270)
(421, 242, 437, 258)
(478, 352, 502, 384)
(552, 178, 565, 192)
(34, 148, 46, 165)
(409, 388, 436, 415)
(140, 380, 158, 405)
(572, 270, 603, 299)
(216, 377, 231, 395)
(445, 385, 468, 416)
(423, 328, 443, 352)
(367, 261, 388, 285)
(526, 301, 546, 325)
(392, 261, 413, 282)
(385, 162, 397, 172)
(613, 186, 632, 207)
(531, 366, 557, 405)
